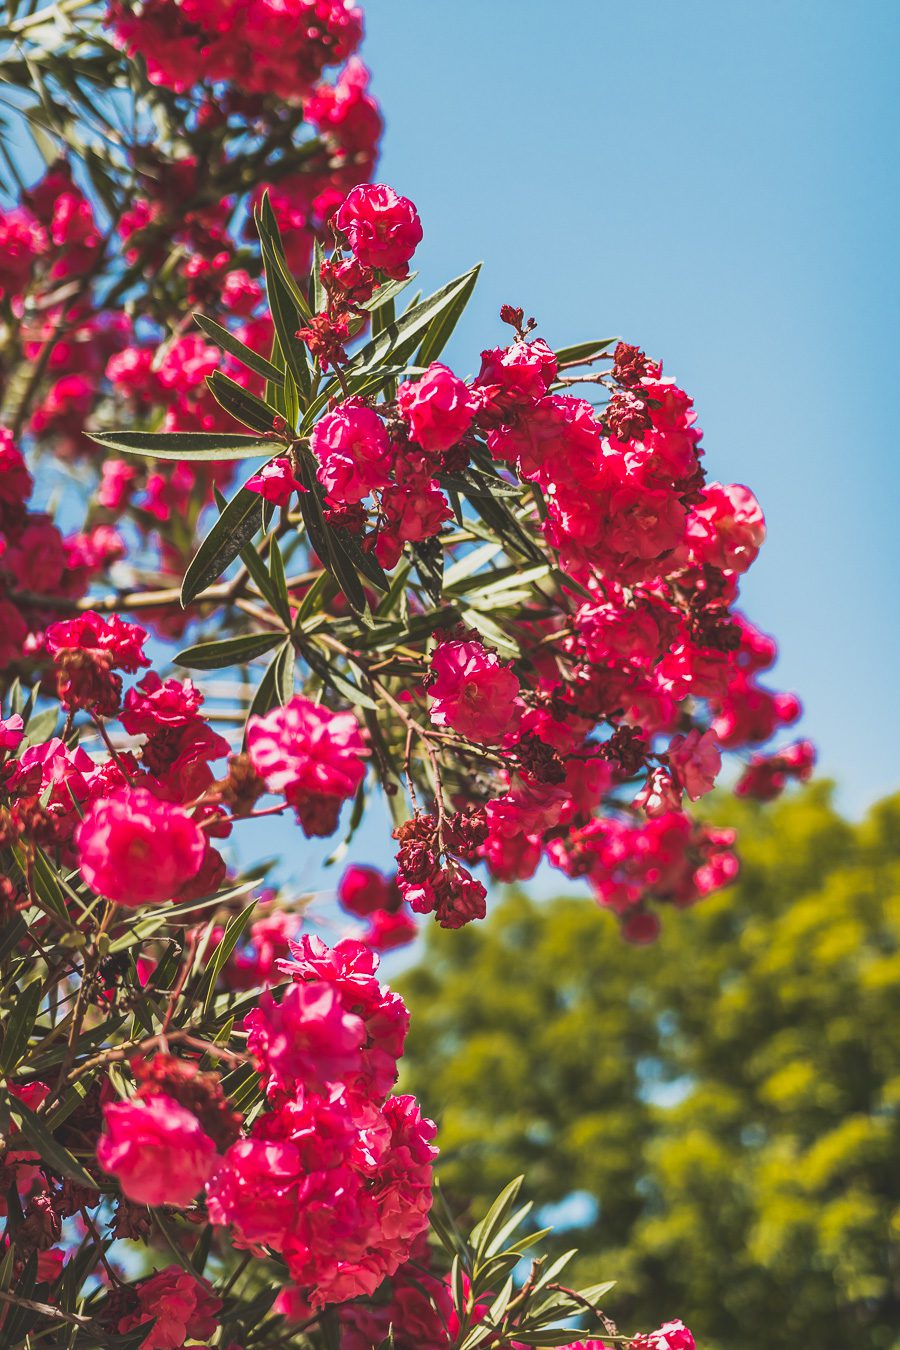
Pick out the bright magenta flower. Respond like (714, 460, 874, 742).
(76, 787, 206, 905)
(98, 1094, 217, 1207)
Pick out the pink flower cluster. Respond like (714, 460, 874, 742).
(207, 936, 436, 1310)
(247, 693, 368, 836)
(106, 0, 364, 100)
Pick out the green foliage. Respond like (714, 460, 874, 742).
(399, 784, 900, 1350)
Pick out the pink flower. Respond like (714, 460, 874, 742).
(338, 864, 401, 917)
(333, 184, 423, 279)
(631, 1322, 696, 1350)
(397, 363, 477, 453)
(0, 713, 24, 750)
(245, 456, 305, 506)
(363, 907, 418, 952)
(381, 477, 452, 543)
(247, 695, 368, 837)
(45, 611, 149, 672)
(276, 936, 409, 1101)
(245, 982, 367, 1096)
(428, 639, 522, 744)
(667, 728, 721, 800)
(0, 427, 33, 504)
(685, 481, 765, 573)
(76, 787, 206, 906)
(97, 1094, 217, 1207)
(121, 672, 204, 734)
(117, 1265, 221, 1350)
(476, 338, 558, 412)
(311, 401, 392, 503)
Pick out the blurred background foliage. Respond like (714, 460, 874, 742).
(398, 784, 900, 1350)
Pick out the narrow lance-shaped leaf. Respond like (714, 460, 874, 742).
(340, 264, 482, 381)
(193, 313, 285, 384)
(207, 369, 283, 436)
(88, 430, 275, 461)
(174, 631, 283, 671)
(417, 261, 481, 366)
(181, 479, 264, 607)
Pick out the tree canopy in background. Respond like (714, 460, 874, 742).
(399, 784, 900, 1350)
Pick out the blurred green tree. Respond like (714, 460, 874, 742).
(398, 784, 900, 1350)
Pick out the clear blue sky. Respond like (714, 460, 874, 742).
(354, 0, 900, 818)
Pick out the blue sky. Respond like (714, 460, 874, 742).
(356, 0, 900, 817)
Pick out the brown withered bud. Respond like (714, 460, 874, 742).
(11, 800, 67, 851)
(54, 647, 122, 717)
(442, 805, 489, 860)
(690, 610, 743, 653)
(18, 1192, 62, 1253)
(58, 1178, 101, 1218)
(324, 502, 368, 534)
(99, 1284, 140, 1333)
(112, 1198, 153, 1242)
(612, 340, 651, 388)
(395, 841, 438, 885)
(392, 812, 437, 845)
(499, 303, 524, 329)
(600, 725, 649, 779)
(513, 731, 567, 785)
(213, 753, 266, 817)
(605, 390, 652, 442)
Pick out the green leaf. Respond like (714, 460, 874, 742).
(87, 429, 274, 461)
(181, 482, 263, 607)
(554, 337, 616, 366)
(412, 535, 444, 604)
(267, 539, 292, 626)
(360, 272, 417, 313)
(575, 1280, 617, 1307)
(470, 1176, 524, 1259)
(174, 631, 283, 670)
(238, 536, 289, 622)
(257, 219, 312, 404)
(193, 313, 284, 384)
(302, 643, 379, 712)
(274, 639, 295, 705)
(0, 979, 42, 1072)
(17, 706, 57, 752)
(417, 261, 481, 366)
(342, 265, 481, 379)
(200, 900, 258, 1014)
(207, 370, 282, 435)
(245, 640, 295, 728)
(9, 1099, 98, 1188)
(309, 234, 326, 314)
(295, 568, 337, 626)
(256, 192, 313, 321)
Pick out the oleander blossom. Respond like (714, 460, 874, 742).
(333, 183, 423, 278)
(245, 456, 305, 506)
(97, 1094, 217, 1207)
(207, 937, 434, 1310)
(311, 400, 393, 502)
(76, 787, 206, 905)
(428, 638, 522, 744)
(397, 362, 478, 453)
(116, 1266, 221, 1350)
(247, 694, 368, 836)
(630, 1322, 696, 1350)
(667, 727, 722, 800)
(106, 0, 364, 100)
